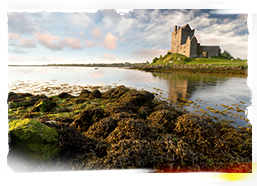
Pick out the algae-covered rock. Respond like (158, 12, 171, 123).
(104, 139, 164, 169)
(7, 92, 48, 109)
(101, 85, 130, 99)
(106, 118, 157, 144)
(84, 117, 117, 139)
(9, 118, 60, 160)
(89, 89, 101, 99)
(148, 109, 178, 133)
(31, 98, 56, 112)
(58, 92, 72, 99)
(70, 107, 108, 132)
(175, 113, 219, 140)
(79, 89, 91, 98)
(118, 90, 154, 107)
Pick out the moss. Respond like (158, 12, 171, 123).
(9, 118, 60, 160)
(32, 99, 56, 112)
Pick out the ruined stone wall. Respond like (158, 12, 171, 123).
(177, 43, 190, 57)
(180, 27, 194, 45)
(189, 36, 198, 58)
(198, 46, 220, 57)
(171, 29, 182, 53)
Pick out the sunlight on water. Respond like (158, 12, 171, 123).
(8, 66, 251, 126)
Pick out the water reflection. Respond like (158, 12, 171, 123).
(151, 72, 251, 127)
(8, 67, 251, 127)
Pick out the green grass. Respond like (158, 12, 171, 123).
(149, 53, 247, 67)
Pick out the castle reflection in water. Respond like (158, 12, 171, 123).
(151, 72, 224, 104)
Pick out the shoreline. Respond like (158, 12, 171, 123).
(8, 64, 248, 77)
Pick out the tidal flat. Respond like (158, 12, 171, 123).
(8, 85, 252, 173)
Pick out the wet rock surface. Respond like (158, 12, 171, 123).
(9, 119, 60, 161)
(7, 86, 252, 173)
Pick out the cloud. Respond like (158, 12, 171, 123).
(103, 32, 118, 50)
(67, 13, 92, 27)
(8, 13, 39, 34)
(34, 32, 82, 50)
(34, 32, 61, 50)
(132, 48, 167, 59)
(102, 52, 116, 61)
(92, 28, 103, 38)
(84, 40, 99, 48)
(20, 38, 36, 48)
(8, 33, 20, 40)
(60, 37, 82, 49)
(8, 48, 28, 54)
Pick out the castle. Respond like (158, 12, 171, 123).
(168, 24, 220, 58)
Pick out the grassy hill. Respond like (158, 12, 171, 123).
(149, 53, 247, 67)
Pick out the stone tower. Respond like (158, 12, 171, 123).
(169, 24, 220, 58)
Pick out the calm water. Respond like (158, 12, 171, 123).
(8, 66, 251, 127)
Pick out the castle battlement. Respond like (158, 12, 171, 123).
(170, 24, 220, 58)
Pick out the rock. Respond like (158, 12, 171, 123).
(101, 85, 130, 99)
(84, 117, 118, 139)
(148, 109, 178, 133)
(70, 107, 108, 132)
(89, 89, 101, 99)
(58, 92, 72, 99)
(175, 113, 219, 140)
(79, 89, 91, 98)
(31, 98, 56, 112)
(7, 92, 47, 109)
(118, 90, 155, 107)
(9, 119, 60, 160)
(104, 139, 163, 168)
(110, 85, 130, 98)
(106, 118, 157, 144)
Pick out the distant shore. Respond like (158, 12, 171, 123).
(8, 62, 248, 77)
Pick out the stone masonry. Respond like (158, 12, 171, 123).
(168, 24, 220, 58)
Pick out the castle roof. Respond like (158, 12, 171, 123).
(181, 24, 191, 30)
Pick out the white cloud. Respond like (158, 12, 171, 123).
(67, 13, 93, 27)
(60, 37, 82, 50)
(92, 28, 103, 38)
(84, 40, 98, 48)
(20, 38, 36, 48)
(102, 52, 116, 61)
(34, 32, 82, 50)
(103, 32, 118, 50)
(8, 33, 20, 40)
(132, 48, 167, 59)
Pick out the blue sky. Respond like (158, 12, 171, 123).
(8, 9, 249, 65)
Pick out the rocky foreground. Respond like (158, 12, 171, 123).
(7, 86, 252, 172)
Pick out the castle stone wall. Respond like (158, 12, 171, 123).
(177, 43, 190, 57)
(180, 26, 194, 45)
(198, 46, 220, 57)
(189, 36, 198, 58)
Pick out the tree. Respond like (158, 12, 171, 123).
(220, 50, 234, 59)
(152, 57, 159, 63)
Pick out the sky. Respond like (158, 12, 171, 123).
(7, 9, 249, 65)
